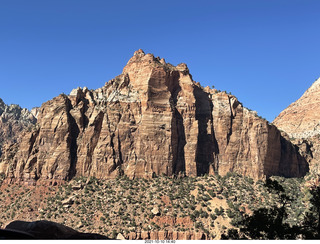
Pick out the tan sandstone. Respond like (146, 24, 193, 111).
(0, 50, 308, 182)
(273, 77, 320, 173)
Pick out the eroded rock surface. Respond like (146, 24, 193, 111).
(126, 230, 208, 240)
(0, 50, 308, 183)
(273, 78, 320, 173)
(0, 99, 36, 159)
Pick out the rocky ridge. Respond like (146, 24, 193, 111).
(273, 77, 320, 173)
(0, 50, 308, 183)
(0, 98, 37, 157)
(273, 78, 320, 139)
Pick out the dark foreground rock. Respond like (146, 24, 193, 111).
(1, 220, 108, 239)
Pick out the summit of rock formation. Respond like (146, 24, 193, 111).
(273, 77, 320, 173)
(0, 50, 308, 183)
(273, 78, 320, 139)
(0, 98, 37, 157)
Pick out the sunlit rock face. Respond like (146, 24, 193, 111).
(274, 77, 320, 173)
(0, 98, 36, 159)
(0, 50, 308, 183)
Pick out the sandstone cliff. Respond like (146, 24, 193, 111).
(0, 99, 36, 158)
(0, 50, 308, 183)
(273, 77, 320, 173)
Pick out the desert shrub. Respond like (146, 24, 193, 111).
(195, 222, 203, 229)
(215, 207, 224, 216)
(200, 210, 209, 218)
(197, 183, 205, 191)
(210, 214, 217, 221)
(208, 189, 216, 198)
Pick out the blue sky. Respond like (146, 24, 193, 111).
(0, 0, 319, 122)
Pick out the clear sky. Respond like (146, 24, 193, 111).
(0, 0, 319, 122)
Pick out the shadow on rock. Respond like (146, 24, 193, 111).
(1, 220, 109, 240)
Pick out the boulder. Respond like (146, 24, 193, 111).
(116, 233, 126, 240)
(4, 220, 108, 239)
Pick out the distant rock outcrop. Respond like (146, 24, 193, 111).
(273, 77, 320, 173)
(126, 230, 208, 240)
(0, 50, 308, 183)
(0, 99, 36, 158)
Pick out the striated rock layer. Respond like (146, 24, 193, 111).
(0, 99, 37, 158)
(273, 78, 320, 173)
(125, 230, 208, 240)
(0, 50, 308, 183)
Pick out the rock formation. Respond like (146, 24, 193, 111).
(125, 230, 208, 240)
(2, 220, 108, 239)
(273, 77, 320, 173)
(0, 99, 37, 158)
(0, 50, 308, 183)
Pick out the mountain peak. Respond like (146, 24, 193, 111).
(0, 51, 307, 183)
(303, 77, 320, 96)
(273, 77, 320, 139)
(133, 49, 145, 57)
(273, 77, 320, 174)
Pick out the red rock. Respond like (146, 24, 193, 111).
(141, 231, 149, 239)
(273, 78, 320, 173)
(149, 231, 159, 240)
(158, 230, 167, 239)
(0, 99, 36, 172)
(128, 232, 137, 240)
(0, 50, 308, 181)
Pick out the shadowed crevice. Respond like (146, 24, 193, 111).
(28, 129, 39, 156)
(279, 135, 309, 178)
(66, 99, 80, 180)
(194, 86, 218, 176)
(172, 108, 186, 174)
(84, 111, 104, 176)
(165, 71, 186, 175)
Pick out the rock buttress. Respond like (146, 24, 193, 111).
(0, 50, 309, 182)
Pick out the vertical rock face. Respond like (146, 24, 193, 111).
(0, 50, 308, 183)
(0, 99, 36, 159)
(273, 78, 320, 139)
(210, 93, 306, 179)
(273, 78, 320, 173)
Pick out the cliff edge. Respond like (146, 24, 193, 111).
(0, 50, 308, 183)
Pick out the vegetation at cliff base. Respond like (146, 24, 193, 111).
(0, 172, 319, 239)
